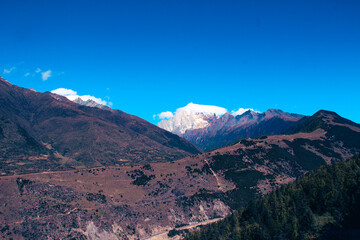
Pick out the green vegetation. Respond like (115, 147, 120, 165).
(141, 163, 153, 171)
(185, 155, 360, 240)
(16, 178, 32, 195)
(283, 140, 326, 170)
(285, 112, 329, 134)
(168, 228, 189, 237)
(86, 193, 107, 204)
(256, 135, 268, 140)
(129, 169, 155, 186)
(326, 125, 360, 149)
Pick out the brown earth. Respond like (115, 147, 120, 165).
(0, 157, 232, 240)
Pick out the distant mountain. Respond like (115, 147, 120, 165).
(0, 77, 201, 175)
(158, 104, 304, 151)
(73, 97, 110, 110)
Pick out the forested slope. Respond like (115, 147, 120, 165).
(185, 155, 360, 240)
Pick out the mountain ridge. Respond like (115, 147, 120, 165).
(0, 77, 201, 175)
(286, 109, 360, 134)
(158, 105, 305, 151)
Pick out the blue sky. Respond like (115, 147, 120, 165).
(1, 0, 359, 124)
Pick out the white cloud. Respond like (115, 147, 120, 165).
(51, 88, 108, 106)
(24, 73, 30, 77)
(51, 88, 77, 96)
(3, 67, 15, 74)
(35, 68, 41, 73)
(153, 103, 227, 121)
(176, 102, 228, 115)
(41, 70, 52, 81)
(156, 111, 174, 120)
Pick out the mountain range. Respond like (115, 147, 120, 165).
(158, 103, 304, 151)
(1, 78, 360, 239)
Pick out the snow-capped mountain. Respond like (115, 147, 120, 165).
(73, 97, 111, 110)
(157, 103, 226, 134)
(157, 103, 257, 135)
(157, 103, 304, 151)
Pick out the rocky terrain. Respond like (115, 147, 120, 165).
(0, 157, 232, 240)
(1, 109, 359, 239)
(0, 77, 201, 175)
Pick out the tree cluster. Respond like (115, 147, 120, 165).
(185, 155, 360, 240)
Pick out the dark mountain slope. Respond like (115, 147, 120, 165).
(286, 110, 360, 134)
(185, 155, 360, 240)
(188, 110, 360, 209)
(0, 77, 201, 175)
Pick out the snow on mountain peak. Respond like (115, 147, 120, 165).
(231, 108, 257, 116)
(158, 110, 210, 134)
(176, 102, 228, 116)
(156, 103, 261, 135)
(51, 88, 109, 106)
(156, 103, 227, 134)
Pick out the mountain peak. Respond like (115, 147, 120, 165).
(240, 109, 255, 116)
(73, 97, 110, 110)
(158, 110, 212, 134)
(266, 108, 284, 114)
(286, 109, 359, 134)
(231, 108, 256, 116)
(313, 110, 339, 118)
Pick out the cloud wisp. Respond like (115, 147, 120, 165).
(41, 70, 52, 81)
(153, 111, 174, 120)
(51, 88, 108, 106)
(3, 67, 16, 74)
(1, 63, 58, 82)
